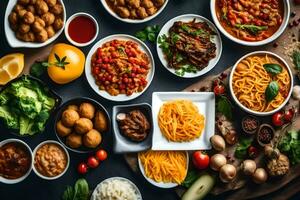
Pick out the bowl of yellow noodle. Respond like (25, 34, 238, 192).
(229, 51, 293, 116)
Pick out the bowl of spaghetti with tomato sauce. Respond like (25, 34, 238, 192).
(210, 0, 290, 46)
(85, 34, 155, 102)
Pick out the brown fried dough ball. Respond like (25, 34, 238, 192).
(67, 105, 79, 112)
(53, 17, 63, 31)
(26, 5, 35, 14)
(41, 12, 55, 25)
(146, 7, 157, 15)
(35, 0, 49, 15)
(61, 109, 80, 127)
(56, 120, 72, 137)
(14, 4, 24, 13)
(35, 16, 46, 26)
(50, 3, 63, 15)
(74, 118, 93, 135)
(116, 0, 125, 6)
(130, 9, 138, 18)
(18, 23, 31, 34)
(126, 0, 140, 9)
(23, 11, 35, 24)
(18, 0, 30, 5)
(16, 31, 35, 42)
(32, 17, 45, 32)
(137, 7, 148, 19)
(141, 0, 154, 8)
(44, 0, 56, 7)
(83, 129, 102, 148)
(94, 111, 108, 132)
(9, 12, 18, 25)
(153, 0, 165, 7)
(79, 103, 95, 119)
(45, 26, 55, 38)
(66, 133, 82, 148)
(29, 0, 37, 4)
(18, 9, 27, 18)
(116, 7, 130, 18)
(35, 28, 48, 42)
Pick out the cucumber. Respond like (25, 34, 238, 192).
(181, 173, 215, 200)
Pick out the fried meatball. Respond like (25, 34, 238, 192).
(35, 16, 46, 26)
(35, 28, 48, 42)
(83, 129, 102, 148)
(56, 120, 72, 137)
(32, 21, 44, 32)
(14, 4, 24, 13)
(44, 0, 56, 7)
(41, 12, 55, 25)
(18, 23, 31, 33)
(67, 105, 79, 112)
(74, 118, 93, 135)
(141, 0, 154, 8)
(53, 17, 63, 31)
(16, 31, 35, 42)
(126, 0, 140, 8)
(9, 12, 18, 25)
(79, 103, 95, 119)
(50, 3, 63, 15)
(35, 0, 49, 15)
(18, 9, 27, 18)
(61, 109, 80, 127)
(27, 5, 35, 14)
(137, 7, 148, 19)
(23, 11, 35, 24)
(66, 133, 82, 148)
(153, 0, 165, 7)
(45, 26, 55, 38)
(146, 7, 157, 15)
(115, 7, 130, 18)
(18, 0, 30, 5)
(116, 0, 125, 6)
(94, 111, 108, 132)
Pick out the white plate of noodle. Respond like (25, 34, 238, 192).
(229, 51, 293, 116)
(151, 92, 215, 150)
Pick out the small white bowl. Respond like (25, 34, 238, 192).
(0, 139, 33, 184)
(85, 34, 155, 102)
(229, 51, 293, 116)
(156, 14, 222, 78)
(32, 140, 69, 180)
(65, 12, 99, 47)
(4, 0, 66, 48)
(100, 0, 169, 24)
(210, 0, 290, 46)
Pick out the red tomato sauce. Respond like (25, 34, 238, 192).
(68, 16, 96, 43)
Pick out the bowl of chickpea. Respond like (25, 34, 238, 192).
(4, 0, 66, 48)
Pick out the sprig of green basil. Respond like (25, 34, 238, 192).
(265, 81, 279, 102)
(263, 63, 282, 75)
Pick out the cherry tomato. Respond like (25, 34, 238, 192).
(192, 151, 210, 170)
(248, 146, 259, 158)
(96, 149, 108, 161)
(272, 112, 284, 127)
(87, 156, 99, 168)
(213, 85, 225, 96)
(284, 109, 294, 122)
(77, 163, 88, 174)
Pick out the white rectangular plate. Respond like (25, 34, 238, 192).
(152, 92, 215, 150)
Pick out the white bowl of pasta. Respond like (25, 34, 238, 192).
(229, 51, 293, 116)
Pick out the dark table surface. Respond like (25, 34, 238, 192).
(0, 0, 299, 200)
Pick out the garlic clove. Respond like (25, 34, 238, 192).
(116, 113, 126, 121)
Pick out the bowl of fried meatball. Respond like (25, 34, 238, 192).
(5, 0, 66, 48)
(54, 97, 110, 153)
(101, 0, 169, 23)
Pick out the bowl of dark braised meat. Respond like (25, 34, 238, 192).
(0, 139, 33, 184)
(112, 103, 153, 153)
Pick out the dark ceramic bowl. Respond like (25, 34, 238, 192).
(112, 103, 153, 154)
(54, 97, 111, 153)
(0, 75, 61, 137)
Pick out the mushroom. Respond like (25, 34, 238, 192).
(210, 135, 226, 151)
(292, 85, 300, 100)
(241, 160, 257, 176)
(210, 154, 227, 171)
(252, 168, 268, 184)
(219, 164, 237, 183)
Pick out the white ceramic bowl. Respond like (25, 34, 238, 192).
(32, 140, 69, 180)
(65, 12, 99, 47)
(0, 139, 33, 184)
(229, 51, 293, 116)
(100, 0, 169, 23)
(4, 0, 66, 48)
(90, 177, 142, 200)
(138, 151, 189, 188)
(156, 14, 222, 78)
(210, 0, 290, 46)
(85, 34, 155, 102)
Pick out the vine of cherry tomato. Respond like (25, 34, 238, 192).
(272, 108, 295, 127)
(77, 149, 108, 174)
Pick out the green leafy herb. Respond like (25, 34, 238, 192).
(217, 96, 232, 120)
(180, 24, 207, 37)
(181, 24, 191, 33)
(62, 178, 89, 200)
(175, 53, 184, 63)
(135, 25, 160, 43)
(279, 130, 300, 165)
(235, 137, 253, 159)
(170, 33, 181, 43)
(175, 65, 197, 76)
(292, 51, 300, 70)
(265, 81, 279, 102)
(30, 61, 48, 77)
(235, 24, 268, 35)
(263, 63, 282, 75)
(117, 46, 126, 54)
(181, 170, 199, 188)
(158, 34, 172, 59)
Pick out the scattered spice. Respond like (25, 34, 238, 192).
(242, 116, 259, 134)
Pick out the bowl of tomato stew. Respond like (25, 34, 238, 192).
(85, 34, 155, 102)
(210, 0, 290, 46)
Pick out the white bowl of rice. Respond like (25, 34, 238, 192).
(91, 177, 142, 200)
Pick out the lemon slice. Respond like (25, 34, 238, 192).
(0, 53, 24, 85)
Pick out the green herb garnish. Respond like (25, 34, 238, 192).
(135, 25, 160, 43)
(235, 137, 253, 159)
(263, 63, 282, 75)
(235, 24, 268, 35)
(217, 95, 232, 120)
(265, 81, 279, 102)
(175, 65, 197, 76)
(62, 178, 89, 200)
(181, 170, 199, 188)
(279, 130, 300, 165)
(158, 34, 172, 59)
(30, 61, 48, 77)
